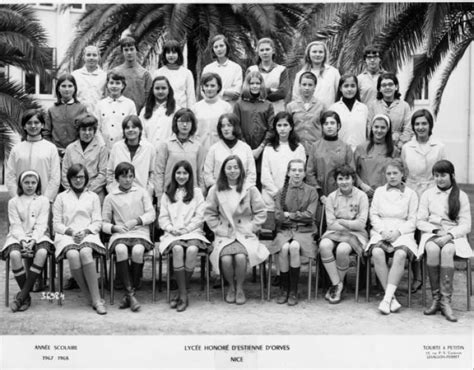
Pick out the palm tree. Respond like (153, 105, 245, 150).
(297, 3, 474, 115)
(61, 3, 305, 89)
(0, 4, 51, 178)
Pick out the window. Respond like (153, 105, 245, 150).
(24, 48, 56, 96)
(413, 54, 429, 101)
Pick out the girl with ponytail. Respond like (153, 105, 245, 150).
(272, 159, 318, 305)
(417, 160, 472, 322)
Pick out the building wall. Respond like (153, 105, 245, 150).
(398, 44, 473, 183)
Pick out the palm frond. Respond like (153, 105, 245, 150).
(0, 78, 40, 134)
(432, 35, 473, 115)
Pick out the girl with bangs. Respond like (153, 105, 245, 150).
(203, 113, 256, 190)
(155, 108, 205, 205)
(354, 114, 399, 199)
(204, 155, 268, 305)
(330, 73, 369, 152)
(233, 70, 274, 188)
(106, 115, 156, 197)
(155, 40, 196, 109)
(2, 170, 54, 312)
(140, 75, 179, 147)
(158, 160, 210, 312)
(44, 73, 88, 157)
(261, 111, 306, 211)
(272, 159, 318, 306)
(417, 160, 472, 322)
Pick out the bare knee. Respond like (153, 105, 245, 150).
(115, 244, 128, 261)
(336, 242, 351, 258)
(425, 241, 440, 257)
(79, 247, 94, 264)
(131, 244, 145, 262)
(9, 250, 22, 265)
(440, 243, 455, 260)
(186, 245, 198, 259)
(319, 239, 335, 257)
(172, 245, 184, 259)
(393, 249, 407, 264)
(66, 249, 81, 268)
(289, 241, 300, 255)
(371, 247, 385, 263)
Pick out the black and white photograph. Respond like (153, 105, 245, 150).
(0, 1, 473, 368)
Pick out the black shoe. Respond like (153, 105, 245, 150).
(271, 275, 281, 287)
(32, 279, 45, 292)
(64, 277, 79, 290)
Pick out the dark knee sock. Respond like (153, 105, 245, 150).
(12, 267, 26, 290)
(116, 260, 132, 291)
(131, 262, 144, 289)
(175, 268, 187, 298)
(18, 264, 43, 301)
(82, 262, 101, 305)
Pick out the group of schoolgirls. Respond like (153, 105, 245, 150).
(2, 35, 471, 324)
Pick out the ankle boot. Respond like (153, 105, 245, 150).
(126, 288, 141, 312)
(424, 264, 441, 315)
(175, 269, 188, 312)
(288, 267, 300, 306)
(131, 262, 144, 290)
(440, 266, 457, 322)
(276, 271, 289, 304)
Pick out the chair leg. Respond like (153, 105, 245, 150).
(58, 259, 64, 306)
(200, 256, 205, 291)
(307, 258, 312, 301)
(102, 255, 108, 287)
(407, 259, 412, 308)
(166, 254, 171, 303)
(355, 255, 360, 302)
(99, 256, 105, 299)
(220, 261, 225, 301)
(267, 255, 272, 301)
(5, 257, 10, 307)
(421, 256, 427, 307)
(50, 254, 56, 293)
(366, 256, 371, 302)
(158, 254, 163, 292)
(466, 259, 471, 311)
(152, 249, 156, 303)
(43, 257, 48, 285)
(260, 263, 264, 301)
(252, 266, 257, 283)
(109, 254, 115, 305)
(314, 255, 319, 300)
(205, 254, 210, 302)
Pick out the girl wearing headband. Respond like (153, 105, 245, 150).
(1, 170, 54, 312)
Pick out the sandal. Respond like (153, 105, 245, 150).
(92, 299, 107, 315)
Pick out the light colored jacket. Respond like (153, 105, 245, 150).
(62, 136, 107, 196)
(204, 183, 269, 273)
(158, 188, 209, 253)
(417, 186, 472, 258)
(203, 140, 256, 189)
(3, 195, 53, 252)
(52, 190, 104, 257)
